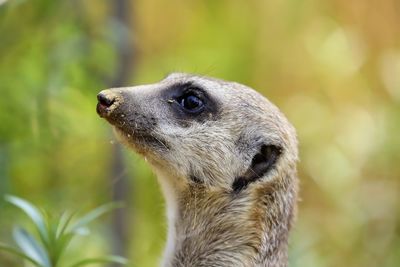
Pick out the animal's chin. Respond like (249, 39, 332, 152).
(112, 126, 170, 156)
(113, 127, 148, 153)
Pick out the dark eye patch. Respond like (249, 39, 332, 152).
(176, 89, 205, 114)
(161, 81, 220, 126)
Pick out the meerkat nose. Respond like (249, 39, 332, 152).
(96, 90, 121, 117)
(97, 91, 115, 107)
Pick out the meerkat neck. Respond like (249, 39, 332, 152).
(157, 174, 295, 267)
(156, 174, 180, 266)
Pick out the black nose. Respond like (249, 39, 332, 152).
(97, 92, 115, 107)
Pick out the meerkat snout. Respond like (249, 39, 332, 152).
(97, 73, 299, 267)
(96, 89, 124, 118)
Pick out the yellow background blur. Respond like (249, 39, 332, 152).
(0, 0, 399, 266)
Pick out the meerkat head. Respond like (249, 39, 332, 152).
(97, 73, 297, 193)
(98, 73, 299, 266)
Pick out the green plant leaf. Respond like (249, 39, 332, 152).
(2, 198, 124, 267)
(68, 255, 128, 267)
(0, 242, 42, 267)
(51, 212, 77, 264)
(52, 233, 74, 266)
(5, 195, 49, 244)
(68, 202, 122, 234)
(56, 211, 76, 239)
(13, 227, 51, 267)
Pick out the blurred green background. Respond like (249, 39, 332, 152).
(0, 0, 399, 266)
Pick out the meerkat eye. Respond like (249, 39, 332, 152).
(178, 94, 204, 113)
(166, 83, 218, 122)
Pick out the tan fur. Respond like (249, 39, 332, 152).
(97, 73, 299, 267)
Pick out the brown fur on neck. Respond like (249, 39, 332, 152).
(164, 163, 298, 267)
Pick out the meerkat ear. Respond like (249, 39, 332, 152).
(232, 144, 282, 192)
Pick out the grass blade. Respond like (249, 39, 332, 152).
(68, 202, 122, 233)
(52, 211, 77, 264)
(56, 211, 76, 239)
(5, 195, 49, 244)
(68, 255, 128, 267)
(52, 233, 74, 266)
(0, 242, 42, 267)
(13, 227, 51, 267)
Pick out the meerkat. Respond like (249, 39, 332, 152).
(96, 73, 299, 267)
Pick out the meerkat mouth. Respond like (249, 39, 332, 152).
(114, 126, 170, 151)
(96, 102, 112, 117)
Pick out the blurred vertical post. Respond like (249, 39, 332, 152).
(0, 144, 9, 198)
(108, 0, 134, 265)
